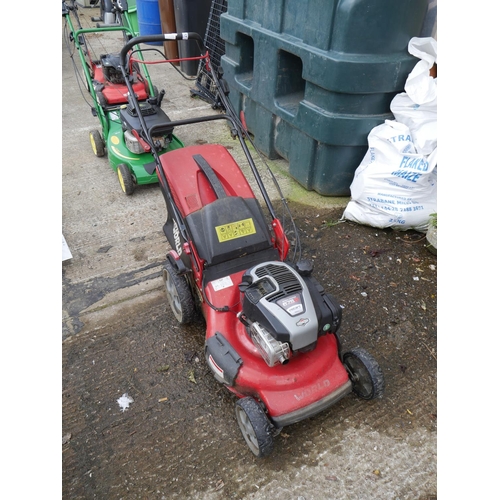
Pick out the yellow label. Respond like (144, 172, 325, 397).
(215, 218, 256, 242)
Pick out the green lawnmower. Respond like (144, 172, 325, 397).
(62, 0, 184, 195)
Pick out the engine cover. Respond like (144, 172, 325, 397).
(240, 261, 342, 352)
(120, 102, 174, 137)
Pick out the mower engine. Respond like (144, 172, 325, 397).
(239, 261, 342, 367)
(120, 101, 174, 154)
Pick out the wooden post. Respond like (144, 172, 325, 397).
(158, 0, 179, 63)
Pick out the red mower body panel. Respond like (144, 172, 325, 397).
(158, 144, 256, 217)
(202, 272, 352, 428)
(93, 65, 149, 105)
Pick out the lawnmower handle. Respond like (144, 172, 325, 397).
(119, 32, 206, 68)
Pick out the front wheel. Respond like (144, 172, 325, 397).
(343, 347, 385, 400)
(235, 397, 274, 458)
(117, 163, 135, 195)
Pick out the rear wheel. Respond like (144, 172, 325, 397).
(235, 397, 274, 458)
(89, 129, 105, 157)
(117, 164, 135, 195)
(162, 259, 196, 324)
(343, 347, 385, 400)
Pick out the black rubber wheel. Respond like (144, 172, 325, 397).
(343, 347, 385, 400)
(117, 163, 135, 195)
(89, 129, 105, 157)
(235, 397, 274, 458)
(162, 259, 196, 324)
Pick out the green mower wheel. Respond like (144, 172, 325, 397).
(89, 129, 105, 157)
(117, 164, 135, 195)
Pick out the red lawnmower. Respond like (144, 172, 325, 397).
(118, 33, 385, 457)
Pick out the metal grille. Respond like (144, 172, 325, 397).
(254, 263, 303, 301)
(191, 0, 228, 107)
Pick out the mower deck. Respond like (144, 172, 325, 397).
(203, 272, 353, 427)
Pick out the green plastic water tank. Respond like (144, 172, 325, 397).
(220, 0, 430, 196)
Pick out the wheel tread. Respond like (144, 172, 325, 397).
(343, 347, 385, 400)
(163, 259, 196, 324)
(89, 129, 105, 157)
(117, 163, 135, 195)
(235, 397, 274, 458)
